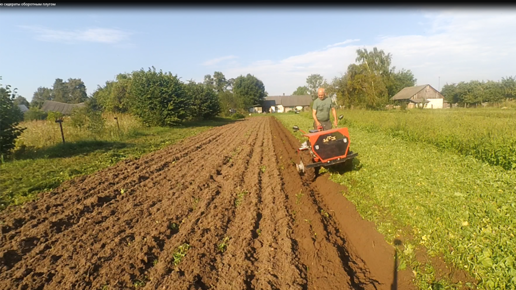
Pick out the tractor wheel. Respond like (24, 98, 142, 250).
(299, 151, 317, 182)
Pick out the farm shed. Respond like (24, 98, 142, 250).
(391, 84, 446, 109)
(41, 100, 86, 115)
(260, 95, 312, 113)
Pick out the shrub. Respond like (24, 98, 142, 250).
(47, 111, 64, 122)
(24, 107, 48, 121)
(0, 84, 25, 156)
(231, 113, 245, 119)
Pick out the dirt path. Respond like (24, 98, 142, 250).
(0, 116, 415, 290)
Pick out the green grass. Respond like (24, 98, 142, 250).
(275, 112, 516, 289)
(336, 108, 516, 170)
(0, 117, 237, 210)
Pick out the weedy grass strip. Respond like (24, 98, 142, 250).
(336, 109, 516, 170)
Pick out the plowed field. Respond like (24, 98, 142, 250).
(0, 116, 415, 290)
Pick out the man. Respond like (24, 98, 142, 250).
(312, 87, 337, 131)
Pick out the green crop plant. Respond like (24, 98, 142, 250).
(296, 191, 304, 204)
(260, 165, 266, 173)
(172, 243, 190, 266)
(218, 236, 230, 253)
(235, 190, 248, 207)
(192, 196, 200, 210)
(133, 277, 148, 288)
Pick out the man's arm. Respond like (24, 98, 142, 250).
(312, 109, 320, 126)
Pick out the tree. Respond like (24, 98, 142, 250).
(441, 83, 458, 104)
(66, 78, 88, 104)
(31, 87, 52, 108)
(52, 78, 69, 103)
(0, 78, 25, 157)
(306, 74, 324, 100)
(93, 73, 133, 113)
(129, 67, 190, 126)
(204, 74, 215, 91)
(218, 91, 239, 117)
(388, 69, 417, 98)
(184, 81, 221, 119)
(232, 74, 267, 113)
(501, 76, 516, 101)
(292, 86, 308, 95)
(354, 47, 392, 108)
(13, 96, 29, 108)
(213, 71, 228, 93)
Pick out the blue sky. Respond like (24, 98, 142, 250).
(1, 6, 516, 101)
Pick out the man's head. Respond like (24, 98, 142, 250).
(318, 88, 325, 100)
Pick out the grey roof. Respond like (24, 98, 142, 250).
(263, 95, 311, 107)
(41, 100, 86, 115)
(391, 85, 428, 101)
(262, 100, 276, 107)
(18, 104, 29, 113)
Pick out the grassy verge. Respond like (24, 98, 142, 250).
(275, 113, 516, 289)
(0, 116, 237, 210)
(334, 108, 516, 170)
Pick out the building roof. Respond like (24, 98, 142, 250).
(41, 100, 86, 115)
(263, 95, 312, 107)
(18, 104, 29, 113)
(391, 85, 428, 101)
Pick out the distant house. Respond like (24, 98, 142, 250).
(41, 100, 86, 115)
(390, 84, 446, 109)
(256, 94, 312, 113)
(17, 104, 29, 113)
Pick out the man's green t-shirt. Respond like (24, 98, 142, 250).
(312, 97, 335, 122)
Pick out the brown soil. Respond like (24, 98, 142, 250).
(0, 116, 416, 290)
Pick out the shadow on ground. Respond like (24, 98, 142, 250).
(12, 140, 130, 160)
(324, 157, 363, 175)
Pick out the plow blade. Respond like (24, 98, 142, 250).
(305, 152, 358, 169)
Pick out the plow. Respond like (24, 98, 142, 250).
(293, 115, 358, 181)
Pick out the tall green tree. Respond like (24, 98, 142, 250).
(441, 83, 458, 104)
(129, 67, 190, 126)
(52, 78, 69, 103)
(354, 47, 392, 108)
(213, 71, 228, 93)
(184, 81, 221, 119)
(0, 78, 25, 156)
(306, 74, 324, 100)
(501, 76, 516, 100)
(93, 74, 132, 113)
(204, 74, 215, 91)
(232, 74, 267, 112)
(31, 87, 52, 108)
(388, 69, 417, 97)
(66, 78, 88, 104)
(13, 95, 29, 108)
(292, 86, 308, 95)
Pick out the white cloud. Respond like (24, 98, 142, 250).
(202, 55, 238, 66)
(20, 25, 130, 44)
(325, 39, 360, 49)
(216, 10, 516, 95)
